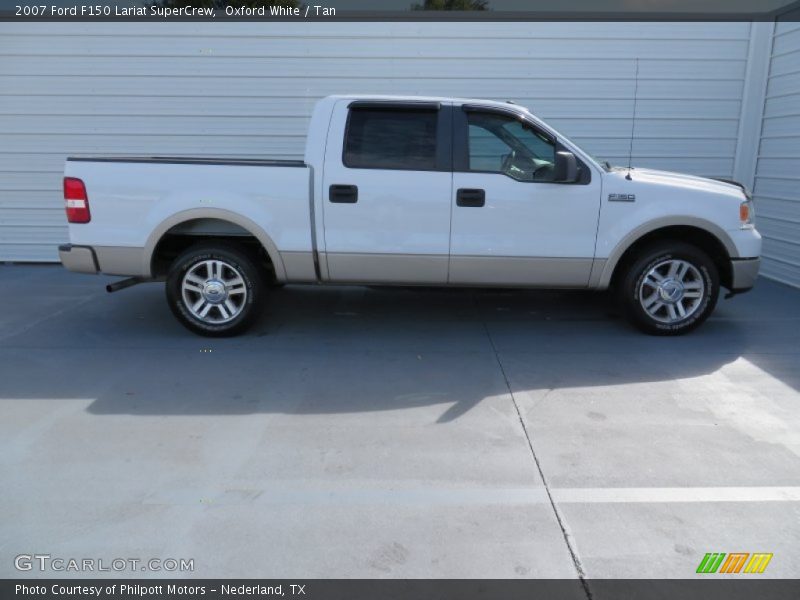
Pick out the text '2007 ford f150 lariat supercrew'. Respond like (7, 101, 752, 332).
(59, 95, 761, 336)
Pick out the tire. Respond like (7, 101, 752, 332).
(619, 241, 719, 336)
(165, 243, 263, 337)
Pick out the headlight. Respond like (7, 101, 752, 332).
(740, 199, 755, 227)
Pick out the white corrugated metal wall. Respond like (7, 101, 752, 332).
(754, 14, 800, 287)
(0, 21, 792, 284)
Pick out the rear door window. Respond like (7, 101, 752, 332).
(344, 108, 439, 171)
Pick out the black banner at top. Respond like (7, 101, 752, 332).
(1, 0, 800, 21)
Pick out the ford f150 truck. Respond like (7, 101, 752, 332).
(59, 95, 761, 336)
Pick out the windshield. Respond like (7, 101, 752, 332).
(515, 107, 609, 172)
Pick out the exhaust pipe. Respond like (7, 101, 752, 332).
(106, 277, 147, 293)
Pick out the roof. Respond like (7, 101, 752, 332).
(325, 94, 530, 113)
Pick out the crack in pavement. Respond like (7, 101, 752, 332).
(475, 294, 593, 599)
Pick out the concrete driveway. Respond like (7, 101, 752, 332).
(1, 265, 799, 580)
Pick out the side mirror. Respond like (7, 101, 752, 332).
(554, 151, 578, 183)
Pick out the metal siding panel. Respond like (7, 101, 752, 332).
(754, 20, 800, 288)
(762, 94, 800, 118)
(0, 208, 66, 227)
(0, 244, 62, 262)
(0, 22, 752, 39)
(765, 71, 800, 98)
(768, 51, 800, 77)
(772, 25, 800, 56)
(0, 75, 748, 98)
(755, 178, 800, 205)
(1, 134, 306, 155)
(0, 22, 750, 261)
(754, 197, 800, 223)
(0, 115, 311, 135)
(0, 56, 749, 80)
(0, 36, 749, 60)
(0, 191, 61, 210)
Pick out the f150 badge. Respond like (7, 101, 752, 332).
(609, 193, 636, 202)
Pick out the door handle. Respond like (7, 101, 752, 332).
(329, 184, 358, 203)
(456, 188, 485, 207)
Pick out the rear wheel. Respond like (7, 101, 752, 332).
(619, 241, 719, 335)
(166, 243, 263, 337)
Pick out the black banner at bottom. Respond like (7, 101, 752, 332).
(3, 579, 800, 600)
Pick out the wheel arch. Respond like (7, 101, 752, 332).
(597, 218, 737, 291)
(144, 208, 286, 281)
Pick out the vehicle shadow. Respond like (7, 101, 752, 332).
(85, 281, 800, 419)
(2, 269, 798, 422)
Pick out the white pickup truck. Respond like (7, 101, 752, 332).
(59, 95, 761, 336)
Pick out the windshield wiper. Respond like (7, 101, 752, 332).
(603, 160, 613, 171)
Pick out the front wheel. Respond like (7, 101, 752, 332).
(619, 241, 719, 336)
(166, 243, 264, 337)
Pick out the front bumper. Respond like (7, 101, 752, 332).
(730, 257, 760, 293)
(58, 244, 98, 274)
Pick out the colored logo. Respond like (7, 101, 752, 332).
(696, 552, 773, 574)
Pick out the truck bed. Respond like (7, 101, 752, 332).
(63, 156, 315, 280)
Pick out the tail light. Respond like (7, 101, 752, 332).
(64, 177, 91, 223)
